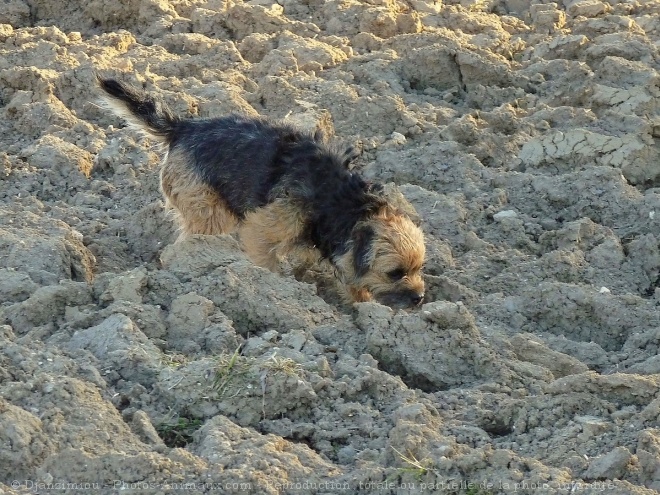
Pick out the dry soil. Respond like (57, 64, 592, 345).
(1, 0, 660, 494)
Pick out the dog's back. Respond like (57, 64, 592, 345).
(98, 77, 347, 219)
(171, 115, 324, 218)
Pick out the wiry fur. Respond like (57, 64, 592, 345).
(98, 76, 426, 308)
(97, 77, 179, 139)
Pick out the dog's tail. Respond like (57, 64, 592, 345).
(97, 76, 178, 141)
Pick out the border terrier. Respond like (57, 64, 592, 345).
(98, 77, 425, 308)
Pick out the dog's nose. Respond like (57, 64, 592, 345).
(411, 293, 424, 306)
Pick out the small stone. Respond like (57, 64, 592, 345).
(389, 132, 406, 145)
(337, 445, 357, 464)
(409, 0, 442, 13)
(493, 210, 518, 221)
(584, 446, 631, 480)
(262, 330, 279, 342)
(565, 0, 609, 18)
(282, 330, 306, 352)
(576, 415, 611, 438)
(101, 267, 148, 304)
(131, 410, 165, 446)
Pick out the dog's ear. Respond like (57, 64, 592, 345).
(362, 182, 389, 217)
(352, 225, 375, 278)
(370, 182, 423, 226)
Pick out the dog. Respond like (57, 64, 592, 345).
(98, 77, 426, 308)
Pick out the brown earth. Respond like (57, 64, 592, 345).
(1, 0, 660, 494)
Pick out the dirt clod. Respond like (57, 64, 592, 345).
(1, 0, 660, 494)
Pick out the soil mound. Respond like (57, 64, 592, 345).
(1, 0, 660, 493)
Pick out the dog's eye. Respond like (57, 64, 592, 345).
(387, 268, 406, 281)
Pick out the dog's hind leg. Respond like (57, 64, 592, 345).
(161, 150, 238, 237)
(238, 199, 308, 272)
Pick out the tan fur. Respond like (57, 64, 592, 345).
(347, 286, 373, 303)
(335, 208, 426, 304)
(161, 149, 238, 238)
(238, 199, 312, 271)
(159, 152, 323, 275)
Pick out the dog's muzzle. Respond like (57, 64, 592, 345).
(377, 290, 424, 309)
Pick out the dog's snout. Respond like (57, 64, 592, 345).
(374, 289, 424, 309)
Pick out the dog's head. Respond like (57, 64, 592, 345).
(338, 207, 426, 309)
